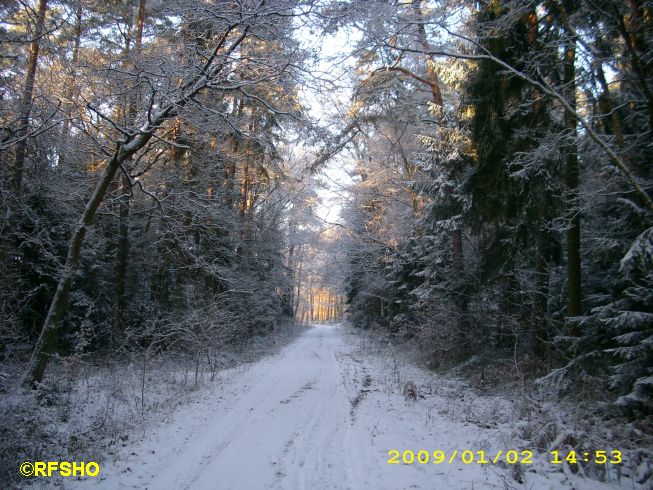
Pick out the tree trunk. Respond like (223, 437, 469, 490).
(532, 200, 550, 356)
(61, 4, 82, 140)
(596, 66, 625, 150)
(12, 0, 48, 195)
(616, 2, 653, 131)
(526, 9, 550, 356)
(294, 246, 303, 318)
(112, 169, 130, 345)
(225, 98, 243, 208)
(23, 151, 124, 385)
(2, 0, 49, 326)
(563, 39, 582, 320)
(113, 0, 146, 344)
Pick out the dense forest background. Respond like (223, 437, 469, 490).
(0, 0, 652, 482)
(1, 0, 318, 385)
(335, 0, 653, 419)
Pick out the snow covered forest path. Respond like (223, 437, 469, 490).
(75, 325, 618, 490)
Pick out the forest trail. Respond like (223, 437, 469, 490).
(73, 326, 614, 490)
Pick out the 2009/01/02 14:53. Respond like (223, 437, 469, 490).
(387, 449, 623, 465)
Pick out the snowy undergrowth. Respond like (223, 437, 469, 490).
(351, 327, 650, 489)
(0, 323, 301, 489)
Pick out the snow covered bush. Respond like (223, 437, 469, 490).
(604, 228, 653, 414)
(566, 227, 653, 415)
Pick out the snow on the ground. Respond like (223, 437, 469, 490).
(45, 325, 636, 490)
